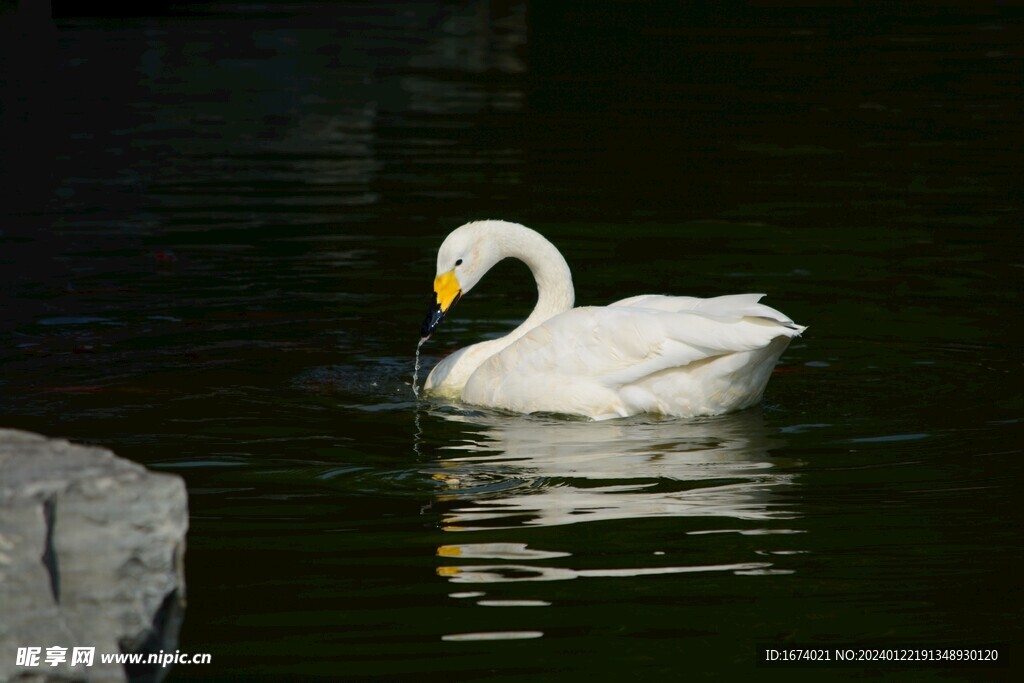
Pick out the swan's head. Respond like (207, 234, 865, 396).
(421, 221, 505, 338)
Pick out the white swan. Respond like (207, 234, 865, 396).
(420, 220, 805, 420)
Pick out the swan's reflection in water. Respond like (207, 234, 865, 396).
(432, 409, 798, 529)
(427, 409, 804, 596)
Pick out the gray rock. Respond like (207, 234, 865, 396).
(0, 429, 188, 683)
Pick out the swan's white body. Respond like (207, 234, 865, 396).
(422, 221, 804, 421)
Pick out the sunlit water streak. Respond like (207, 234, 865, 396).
(441, 631, 544, 642)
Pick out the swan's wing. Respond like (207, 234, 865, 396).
(610, 293, 800, 328)
(595, 305, 801, 387)
(472, 303, 802, 393)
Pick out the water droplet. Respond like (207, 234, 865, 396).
(413, 338, 426, 398)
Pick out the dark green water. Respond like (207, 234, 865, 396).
(1, 2, 1021, 680)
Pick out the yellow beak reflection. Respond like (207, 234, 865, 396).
(421, 269, 462, 338)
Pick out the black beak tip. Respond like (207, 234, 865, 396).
(421, 303, 445, 339)
(421, 291, 460, 340)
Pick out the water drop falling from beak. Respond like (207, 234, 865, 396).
(413, 337, 427, 398)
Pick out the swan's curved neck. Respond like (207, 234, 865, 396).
(491, 222, 575, 343)
(424, 221, 575, 393)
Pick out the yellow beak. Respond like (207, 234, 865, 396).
(421, 269, 463, 338)
(433, 270, 462, 312)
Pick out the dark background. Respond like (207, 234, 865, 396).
(1, 1, 1021, 681)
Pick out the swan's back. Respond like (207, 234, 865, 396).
(462, 294, 804, 420)
(609, 293, 799, 325)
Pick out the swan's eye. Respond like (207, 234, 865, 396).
(455, 259, 463, 267)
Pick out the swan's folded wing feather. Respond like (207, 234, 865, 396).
(480, 304, 801, 391)
(610, 293, 800, 328)
(595, 308, 800, 387)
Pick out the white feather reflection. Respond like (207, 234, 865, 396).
(437, 561, 775, 583)
(429, 409, 798, 532)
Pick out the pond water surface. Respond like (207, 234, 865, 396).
(1, 2, 1020, 681)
